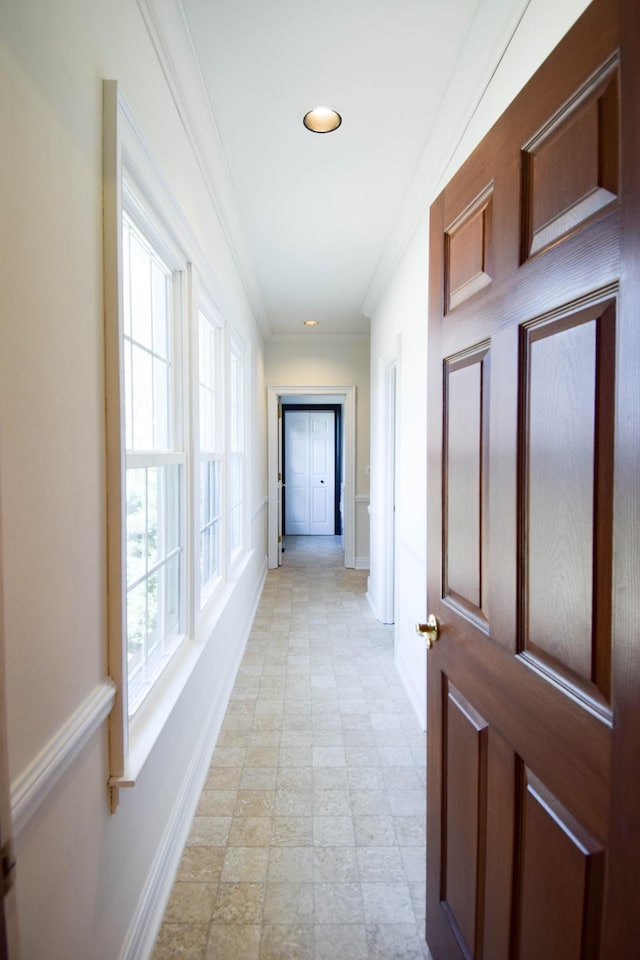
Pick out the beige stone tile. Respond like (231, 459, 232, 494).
(312, 846, 359, 883)
(221, 847, 269, 883)
(312, 746, 346, 768)
(314, 882, 364, 924)
(313, 816, 355, 847)
(382, 766, 425, 791)
(378, 744, 413, 766)
(196, 790, 238, 817)
(211, 746, 247, 767)
(353, 816, 396, 847)
(365, 923, 429, 960)
(387, 790, 426, 817)
(311, 789, 351, 817)
(211, 883, 266, 925)
(312, 767, 349, 790)
(267, 846, 314, 883)
(177, 846, 225, 883)
(409, 881, 426, 921)
(240, 768, 278, 791)
(234, 790, 276, 817)
(357, 847, 406, 882)
(361, 882, 415, 925)
(228, 817, 273, 847)
(248, 730, 281, 747)
(152, 922, 208, 960)
(313, 924, 368, 960)
(274, 787, 312, 816)
(263, 882, 314, 924)
(205, 924, 261, 960)
(163, 882, 217, 924)
(270, 815, 313, 847)
(400, 847, 426, 883)
(277, 766, 313, 791)
(349, 789, 390, 817)
(204, 766, 243, 790)
(260, 924, 314, 960)
(393, 816, 426, 847)
(279, 745, 313, 767)
(187, 816, 232, 847)
(346, 767, 385, 791)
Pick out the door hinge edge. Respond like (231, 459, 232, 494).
(1, 838, 16, 896)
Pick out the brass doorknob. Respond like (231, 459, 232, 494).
(415, 615, 439, 650)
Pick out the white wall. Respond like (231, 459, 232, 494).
(367, 0, 592, 731)
(265, 336, 371, 568)
(0, 1, 267, 957)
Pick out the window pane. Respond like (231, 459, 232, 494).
(126, 580, 145, 684)
(200, 459, 220, 595)
(154, 356, 170, 449)
(129, 231, 152, 350)
(151, 260, 169, 359)
(131, 343, 154, 450)
(164, 553, 182, 638)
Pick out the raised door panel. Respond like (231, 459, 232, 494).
(517, 771, 605, 960)
(521, 300, 615, 707)
(284, 412, 309, 535)
(522, 61, 619, 260)
(441, 683, 488, 957)
(443, 348, 489, 626)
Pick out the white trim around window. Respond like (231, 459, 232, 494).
(103, 81, 252, 808)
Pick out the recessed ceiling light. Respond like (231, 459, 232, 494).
(303, 106, 342, 134)
(303, 320, 319, 326)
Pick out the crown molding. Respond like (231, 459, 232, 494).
(266, 332, 370, 345)
(136, 0, 272, 339)
(361, 0, 530, 319)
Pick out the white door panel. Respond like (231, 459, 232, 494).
(285, 410, 335, 535)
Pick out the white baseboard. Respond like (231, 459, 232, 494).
(395, 639, 427, 731)
(355, 556, 370, 570)
(121, 558, 267, 960)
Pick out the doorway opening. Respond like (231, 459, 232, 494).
(282, 405, 342, 537)
(267, 385, 356, 569)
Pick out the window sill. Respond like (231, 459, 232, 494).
(109, 548, 254, 795)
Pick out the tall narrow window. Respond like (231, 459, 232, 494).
(122, 213, 186, 714)
(198, 310, 222, 600)
(228, 341, 245, 559)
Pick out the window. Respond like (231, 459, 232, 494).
(104, 81, 252, 799)
(198, 310, 222, 601)
(228, 340, 245, 559)
(122, 213, 186, 715)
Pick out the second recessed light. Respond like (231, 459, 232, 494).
(303, 106, 342, 134)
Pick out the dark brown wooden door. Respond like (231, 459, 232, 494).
(425, 1, 640, 957)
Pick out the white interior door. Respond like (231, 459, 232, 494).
(309, 410, 335, 536)
(277, 399, 283, 564)
(0, 456, 18, 958)
(284, 410, 335, 536)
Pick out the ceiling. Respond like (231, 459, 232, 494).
(158, 0, 530, 337)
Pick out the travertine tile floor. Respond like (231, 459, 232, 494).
(153, 535, 432, 960)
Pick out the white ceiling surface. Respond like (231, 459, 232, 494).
(177, 0, 529, 336)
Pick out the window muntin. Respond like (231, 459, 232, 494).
(228, 343, 245, 559)
(122, 213, 186, 715)
(198, 311, 222, 599)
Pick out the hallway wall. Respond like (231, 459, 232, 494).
(265, 336, 371, 568)
(0, 1, 267, 957)
(367, 0, 592, 731)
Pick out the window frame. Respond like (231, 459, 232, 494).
(195, 292, 224, 609)
(227, 332, 247, 565)
(120, 207, 189, 717)
(103, 81, 253, 807)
